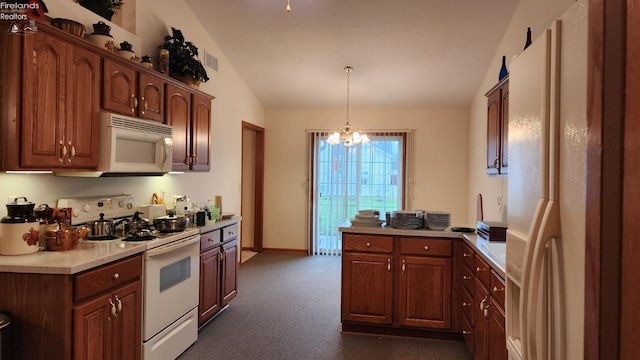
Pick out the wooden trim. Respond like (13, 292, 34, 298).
(241, 121, 265, 254)
(585, 0, 626, 359)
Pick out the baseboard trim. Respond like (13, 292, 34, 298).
(261, 247, 308, 254)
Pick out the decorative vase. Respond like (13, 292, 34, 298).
(523, 27, 532, 51)
(498, 55, 508, 81)
(172, 74, 200, 89)
(140, 55, 153, 69)
(158, 49, 169, 75)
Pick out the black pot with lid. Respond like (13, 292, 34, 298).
(1, 197, 37, 224)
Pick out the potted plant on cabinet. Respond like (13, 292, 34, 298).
(77, 0, 124, 21)
(158, 27, 210, 88)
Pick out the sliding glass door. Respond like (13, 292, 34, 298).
(309, 132, 406, 255)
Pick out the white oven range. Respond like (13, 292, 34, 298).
(57, 194, 200, 360)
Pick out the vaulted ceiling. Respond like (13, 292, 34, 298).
(185, 0, 519, 109)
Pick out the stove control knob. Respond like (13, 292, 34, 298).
(83, 204, 91, 212)
(118, 200, 125, 208)
(127, 202, 133, 210)
(73, 208, 80, 217)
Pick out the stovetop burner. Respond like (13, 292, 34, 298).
(86, 234, 119, 241)
(122, 229, 157, 242)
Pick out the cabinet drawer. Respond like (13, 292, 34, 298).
(461, 264, 475, 295)
(223, 223, 239, 241)
(343, 234, 393, 253)
(461, 242, 475, 270)
(490, 270, 506, 309)
(201, 229, 221, 251)
(474, 254, 491, 290)
(74, 255, 142, 303)
(400, 238, 452, 257)
(462, 312, 474, 353)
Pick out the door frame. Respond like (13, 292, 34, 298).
(241, 121, 264, 254)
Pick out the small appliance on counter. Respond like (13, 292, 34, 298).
(0, 197, 39, 255)
(476, 220, 508, 242)
(137, 204, 166, 222)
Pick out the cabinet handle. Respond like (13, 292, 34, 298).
(130, 94, 138, 112)
(463, 275, 472, 280)
(113, 272, 120, 280)
(463, 253, 472, 257)
(58, 140, 66, 163)
(493, 286, 504, 293)
(493, 157, 499, 168)
(463, 302, 471, 307)
(193, 154, 197, 165)
(115, 295, 122, 313)
(479, 297, 487, 311)
(402, 259, 406, 272)
(462, 331, 471, 335)
(484, 302, 492, 318)
(67, 141, 75, 162)
(141, 96, 147, 114)
(109, 298, 117, 318)
(476, 266, 486, 273)
(366, 242, 371, 247)
(387, 259, 391, 272)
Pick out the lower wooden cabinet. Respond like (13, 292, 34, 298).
(199, 223, 239, 326)
(341, 234, 453, 332)
(0, 255, 143, 360)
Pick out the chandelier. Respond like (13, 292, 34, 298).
(326, 66, 370, 146)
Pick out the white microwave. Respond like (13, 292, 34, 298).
(56, 113, 173, 177)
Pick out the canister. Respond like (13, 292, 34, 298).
(0, 197, 40, 255)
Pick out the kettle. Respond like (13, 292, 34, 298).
(45, 209, 87, 251)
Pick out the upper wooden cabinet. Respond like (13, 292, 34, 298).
(166, 84, 213, 172)
(485, 77, 509, 175)
(103, 58, 165, 122)
(0, 23, 100, 170)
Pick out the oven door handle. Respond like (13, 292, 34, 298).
(146, 236, 200, 259)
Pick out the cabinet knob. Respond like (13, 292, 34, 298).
(423, 245, 429, 251)
(463, 253, 472, 257)
(113, 273, 120, 280)
(463, 275, 472, 280)
(462, 302, 471, 307)
(476, 266, 486, 273)
(462, 331, 471, 335)
(366, 242, 371, 247)
(493, 286, 504, 293)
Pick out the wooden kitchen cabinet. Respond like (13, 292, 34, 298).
(485, 77, 509, 175)
(0, 254, 142, 360)
(341, 234, 454, 333)
(0, 23, 100, 170)
(166, 84, 213, 172)
(103, 58, 165, 122)
(199, 223, 239, 326)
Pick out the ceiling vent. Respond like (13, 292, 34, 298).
(204, 50, 218, 72)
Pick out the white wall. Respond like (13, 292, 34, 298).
(0, 0, 265, 219)
(264, 107, 470, 251)
(466, 0, 575, 223)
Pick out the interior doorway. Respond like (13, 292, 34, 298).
(241, 122, 264, 263)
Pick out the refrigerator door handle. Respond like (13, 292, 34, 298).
(525, 200, 561, 360)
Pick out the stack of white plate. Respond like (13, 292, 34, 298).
(350, 209, 383, 227)
(390, 210, 424, 229)
(425, 211, 451, 230)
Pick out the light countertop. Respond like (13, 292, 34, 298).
(339, 225, 463, 238)
(0, 217, 242, 275)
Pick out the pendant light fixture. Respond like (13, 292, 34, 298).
(286, 0, 291, 12)
(326, 66, 369, 146)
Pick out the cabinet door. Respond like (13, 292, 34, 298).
(21, 30, 67, 168)
(166, 84, 192, 171)
(103, 58, 137, 116)
(342, 252, 393, 325)
(65, 44, 100, 168)
(398, 256, 452, 329)
(221, 239, 238, 306)
(138, 72, 164, 122)
(199, 246, 221, 325)
(112, 281, 142, 360)
(191, 93, 212, 171)
(489, 298, 508, 360)
(74, 293, 113, 360)
(486, 88, 501, 175)
(473, 279, 490, 360)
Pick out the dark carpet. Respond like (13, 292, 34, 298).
(178, 252, 472, 360)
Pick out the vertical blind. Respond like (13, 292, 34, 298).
(308, 131, 411, 255)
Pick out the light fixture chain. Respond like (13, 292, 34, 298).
(346, 66, 351, 124)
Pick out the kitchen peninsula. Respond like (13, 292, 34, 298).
(339, 225, 506, 359)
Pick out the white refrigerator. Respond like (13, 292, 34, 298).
(505, 1, 587, 359)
